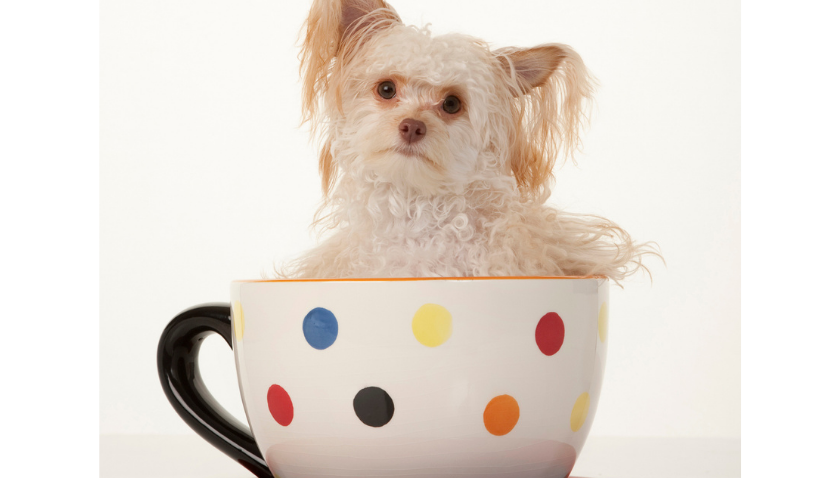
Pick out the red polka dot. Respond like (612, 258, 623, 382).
(535, 312, 565, 356)
(267, 384, 294, 426)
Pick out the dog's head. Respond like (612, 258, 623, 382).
(300, 0, 594, 198)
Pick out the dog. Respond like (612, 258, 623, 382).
(278, 0, 658, 281)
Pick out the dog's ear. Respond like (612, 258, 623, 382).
(340, 0, 401, 37)
(497, 46, 568, 93)
(300, 0, 401, 196)
(300, 0, 401, 125)
(495, 44, 595, 199)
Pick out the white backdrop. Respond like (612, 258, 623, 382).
(101, 0, 739, 439)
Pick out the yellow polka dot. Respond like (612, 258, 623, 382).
(598, 302, 608, 343)
(233, 301, 244, 341)
(412, 303, 452, 347)
(570, 392, 590, 432)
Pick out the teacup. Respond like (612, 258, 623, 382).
(158, 276, 609, 478)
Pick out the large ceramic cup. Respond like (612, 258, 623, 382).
(158, 277, 609, 478)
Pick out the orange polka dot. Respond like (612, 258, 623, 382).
(483, 395, 520, 436)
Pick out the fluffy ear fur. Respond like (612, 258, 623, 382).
(299, 0, 402, 194)
(495, 44, 596, 199)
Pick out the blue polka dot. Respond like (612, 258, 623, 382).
(302, 307, 338, 350)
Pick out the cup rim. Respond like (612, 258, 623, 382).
(232, 275, 607, 283)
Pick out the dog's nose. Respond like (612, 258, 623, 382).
(399, 118, 426, 144)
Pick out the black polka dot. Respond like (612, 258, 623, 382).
(353, 387, 394, 428)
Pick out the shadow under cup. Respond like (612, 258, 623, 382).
(158, 276, 609, 478)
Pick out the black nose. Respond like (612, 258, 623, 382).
(399, 118, 426, 144)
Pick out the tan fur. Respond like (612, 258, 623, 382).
(496, 45, 596, 199)
(299, 0, 401, 194)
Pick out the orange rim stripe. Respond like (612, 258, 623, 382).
(233, 275, 606, 283)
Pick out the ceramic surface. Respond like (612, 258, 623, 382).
(230, 277, 609, 478)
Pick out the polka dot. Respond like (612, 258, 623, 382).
(570, 392, 590, 432)
(483, 395, 520, 436)
(302, 307, 338, 350)
(353, 387, 394, 428)
(267, 384, 294, 427)
(535, 312, 565, 356)
(598, 303, 608, 342)
(412, 303, 452, 347)
(232, 301, 244, 341)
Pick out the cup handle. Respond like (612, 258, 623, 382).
(157, 303, 273, 478)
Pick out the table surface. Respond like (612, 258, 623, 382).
(101, 434, 739, 478)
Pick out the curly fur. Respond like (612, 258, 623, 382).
(278, 0, 659, 281)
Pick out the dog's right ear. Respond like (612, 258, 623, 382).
(300, 1, 401, 196)
(300, 0, 401, 125)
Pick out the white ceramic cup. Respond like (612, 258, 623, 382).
(158, 277, 609, 478)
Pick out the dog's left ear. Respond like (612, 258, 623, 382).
(497, 45, 569, 93)
(495, 44, 595, 199)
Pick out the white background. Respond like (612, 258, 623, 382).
(100, 0, 739, 441)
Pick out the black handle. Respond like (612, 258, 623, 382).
(157, 303, 273, 478)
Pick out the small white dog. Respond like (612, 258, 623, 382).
(279, 0, 658, 281)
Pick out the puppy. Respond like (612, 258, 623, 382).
(279, 0, 658, 281)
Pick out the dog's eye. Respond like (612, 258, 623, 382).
(377, 81, 397, 99)
(442, 95, 461, 114)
